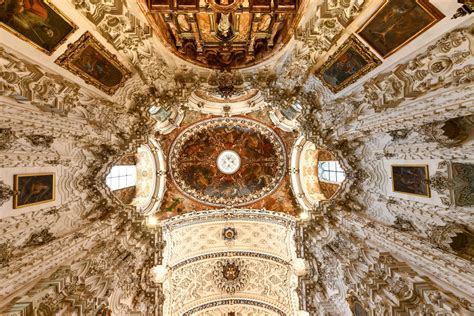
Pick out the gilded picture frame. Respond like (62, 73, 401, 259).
(316, 36, 381, 94)
(55, 31, 132, 95)
(0, 0, 77, 55)
(13, 173, 56, 209)
(357, 0, 444, 58)
(391, 165, 431, 198)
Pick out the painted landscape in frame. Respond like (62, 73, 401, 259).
(357, 0, 444, 58)
(55, 31, 131, 95)
(13, 173, 55, 209)
(316, 36, 381, 93)
(391, 165, 431, 197)
(0, 0, 76, 55)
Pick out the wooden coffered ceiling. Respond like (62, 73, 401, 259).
(146, 0, 303, 69)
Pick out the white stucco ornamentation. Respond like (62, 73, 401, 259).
(161, 209, 301, 315)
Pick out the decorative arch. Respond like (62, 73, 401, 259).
(184, 299, 287, 316)
(290, 136, 346, 211)
(131, 139, 167, 215)
(158, 209, 303, 315)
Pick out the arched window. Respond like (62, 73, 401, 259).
(105, 165, 137, 191)
(318, 161, 345, 183)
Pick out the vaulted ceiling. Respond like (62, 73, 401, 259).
(0, 0, 473, 315)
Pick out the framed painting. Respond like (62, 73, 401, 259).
(0, 0, 77, 55)
(55, 32, 131, 95)
(316, 36, 381, 93)
(357, 0, 444, 58)
(391, 165, 430, 197)
(13, 173, 55, 209)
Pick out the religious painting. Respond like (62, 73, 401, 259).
(391, 165, 430, 197)
(357, 0, 444, 58)
(13, 173, 55, 209)
(55, 32, 131, 95)
(0, 0, 77, 55)
(316, 36, 381, 93)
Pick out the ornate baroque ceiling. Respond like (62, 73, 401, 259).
(145, 0, 304, 69)
(0, 0, 473, 315)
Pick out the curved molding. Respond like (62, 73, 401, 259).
(290, 135, 317, 211)
(187, 89, 267, 116)
(162, 208, 296, 230)
(172, 250, 291, 270)
(161, 209, 297, 265)
(269, 107, 301, 132)
(151, 106, 185, 135)
(133, 139, 167, 215)
(184, 299, 287, 316)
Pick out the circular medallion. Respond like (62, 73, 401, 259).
(213, 259, 248, 294)
(223, 227, 237, 241)
(169, 117, 286, 206)
(217, 150, 241, 174)
(222, 262, 240, 281)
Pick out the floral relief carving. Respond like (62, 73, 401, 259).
(25, 135, 55, 149)
(0, 180, 14, 206)
(391, 217, 416, 232)
(23, 228, 56, 248)
(0, 128, 16, 151)
(0, 242, 13, 268)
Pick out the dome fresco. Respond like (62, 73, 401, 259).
(169, 117, 286, 206)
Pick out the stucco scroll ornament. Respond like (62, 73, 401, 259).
(0, 128, 16, 151)
(23, 228, 56, 248)
(25, 134, 55, 149)
(428, 160, 454, 206)
(418, 119, 469, 147)
(0, 241, 13, 268)
(0, 180, 14, 206)
(427, 223, 470, 255)
(391, 217, 416, 232)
